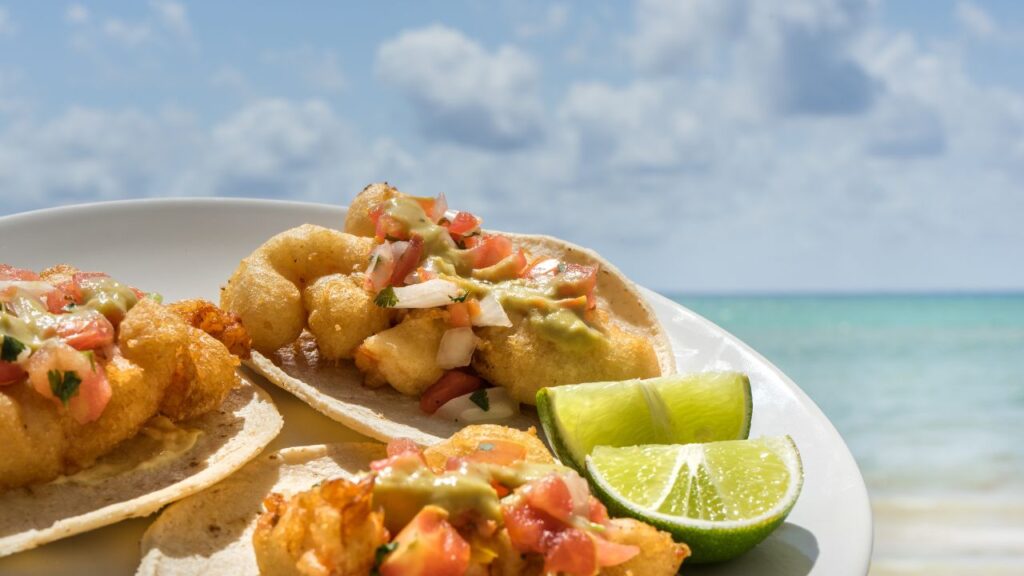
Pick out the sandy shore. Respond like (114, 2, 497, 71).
(869, 496, 1024, 575)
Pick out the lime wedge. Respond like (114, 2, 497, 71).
(536, 372, 752, 472)
(586, 437, 803, 563)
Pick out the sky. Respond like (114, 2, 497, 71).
(0, 0, 1022, 293)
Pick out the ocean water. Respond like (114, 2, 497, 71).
(673, 294, 1024, 498)
(673, 294, 1024, 571)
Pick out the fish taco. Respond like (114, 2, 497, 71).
(139, 425, 689, 575)
(221, 183, 675, 444)
(0, 265, 282, 556)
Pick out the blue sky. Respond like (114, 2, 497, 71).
(0, 1, 1022, 293)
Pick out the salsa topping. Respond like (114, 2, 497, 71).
(360, 195, 605, 418)
(1, 264, 149, 423)
(365, 438, 639, 576)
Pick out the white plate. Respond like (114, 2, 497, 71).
(0, 199, 872, 576)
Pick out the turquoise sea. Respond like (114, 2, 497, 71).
(674, 294, 1024, 573)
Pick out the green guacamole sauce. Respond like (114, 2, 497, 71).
(0, 275, 140, 350)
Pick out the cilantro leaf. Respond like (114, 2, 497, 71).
(371, 542, 398, 575)
(48, 370, 82, 406)
(1, 334, 26, 362)
(449, 292, 469, 303)
(374, 286, 398, 308)
(469, 389, 490, 412)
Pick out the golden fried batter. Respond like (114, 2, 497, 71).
(167, 299, 252, 359)
(343, 182, 400, 238)
(0, 298, 241, 491)
(473, 310, 661, 405)
(253, 476, 387, 576)
(304, 274, 392, 361)
(422, 425, 554, 472)
(221, 224, 375, 355)
(602, 518, 690, 576)
(353, 310, 446, 396)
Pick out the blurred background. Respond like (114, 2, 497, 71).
(1, 1, 1022, 573)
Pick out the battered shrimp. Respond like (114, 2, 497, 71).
(472, 309, 661, 405)
(602, 518, 690, 576)
(167, 299, 252, 359)
(353, 309, 447, 396)
(0, 298, 243, 490)
(303, 273, 392, 361)
(220, 224, 376, 355)
(421, 424, 554, 471)
(253, 476, 387, 576)
(343, 182, 400, 237)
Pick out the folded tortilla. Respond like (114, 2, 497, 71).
(137, 443, 384, 576)
(247, 231, 675, 446)
(0, 377, 282, 557)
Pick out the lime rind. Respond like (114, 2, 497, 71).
(585, 436, 803, 563)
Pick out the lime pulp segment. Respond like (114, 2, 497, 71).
(585, 436, 803, 563)
(536, 372, 752, 471)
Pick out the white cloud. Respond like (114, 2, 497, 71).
(65, 3, 90, 25)
(956, 1, 997, 39)
(629, 0, 878, 116)
(376, 25, 544, 149)
(561, 81, 712, 172)
(149, 0, 190, 37)
(103, 19, 152, 46)
(2, 3, 1024, 292)
(0, 7, 15, 37)
(516, 4, 569, 38)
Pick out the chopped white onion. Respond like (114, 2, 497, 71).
(472, 292, 512, 327)
(366, 243, 396, 291)
(442, 209, 460, 222)
(430, 192, 449, 223)
(390, 279, 462, 308)
(564, 471, 592, 518)
(436, 327, 478, 369)
(435, 387, 520, 423)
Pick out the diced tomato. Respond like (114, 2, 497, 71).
(56, 312, 115, 351)
(0, 265, 39, 281)
(447, 302, 471, 328)
(524, 474, 574, 523)
(491, 480, 511, 498)
(594, 537, 640, 567)
(414, 192, 447, 223)
(419, 370, 483, 415)
(379, 506, 470, 576)
(502, 498, 559, 555)
(26, 341, 111, 424)
(466, 299, 481, 319)
(446, 211, 481, 237)
(374, 214, 408, 242)
(0, 361, 26, 386)
(465, 439, 528, 467)
(544, 528, 597, 576)
(588, 496, 610, 525)
(390, 235, 424, 287)
(468, 235, 514, 269)
(555, 263, 598, 310)
(54, 271, 109, 306)
(462, 235, 482, 249)
(43, 288, 70, 313)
